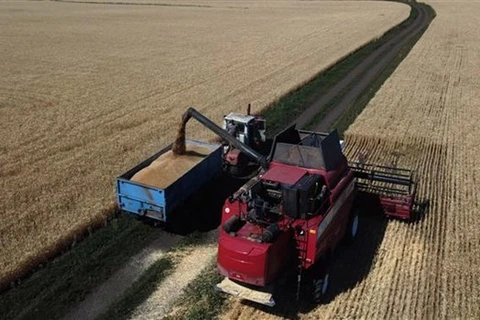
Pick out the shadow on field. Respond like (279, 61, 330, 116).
(241, 191, 431, 319)
(319, 196, 430, 306)
(322, 194, 389, 303)
(160, 176, 390, 319)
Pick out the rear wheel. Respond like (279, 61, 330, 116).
(344, 208, 360, 243)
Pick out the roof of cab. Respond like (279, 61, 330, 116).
(260, 164, 308, 185)
(224, 113, 255, 124)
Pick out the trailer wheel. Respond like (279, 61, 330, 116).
(227, 165, 244, 177)
(344, 208, 360, 243)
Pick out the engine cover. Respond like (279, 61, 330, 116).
(217, 226, 293, 287)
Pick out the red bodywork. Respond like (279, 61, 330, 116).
(217, 159, 356, 287)
(218, 218, 293, 286)
(225, 148, 240, 165)
(380, 196, 414, 220)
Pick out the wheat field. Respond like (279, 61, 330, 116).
(0, 1, 409, 288)
(221, 1, 480, 319)
(343, 2, 480, 317)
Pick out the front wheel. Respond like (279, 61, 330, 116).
(303, 260, 330, 304)
(312, 269, 329, 303)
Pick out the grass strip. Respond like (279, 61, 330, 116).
(96, 231, 211, 320)
(0, 214, 158, 320)
(330, 4, 436, 136)
(260, 2, 418, 136)
(163, 260, 226, 320)
(97, 256, 174, 320)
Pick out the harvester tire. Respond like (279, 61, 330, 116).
(303, 259, 330, 304)
(312, 269, 329, 304)
(344, 208, 360, 244)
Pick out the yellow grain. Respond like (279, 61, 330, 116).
(131, 144, 211, 189)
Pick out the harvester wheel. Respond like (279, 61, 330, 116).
(344, 208, 360, 243)
(303, 260, 330, 304)
(312, 270, 329, 303)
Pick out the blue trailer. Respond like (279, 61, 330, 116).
(116, 140, 222, 222)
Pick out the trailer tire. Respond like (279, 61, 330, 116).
(344, 208, 360, 243)
(224, 152, 248, 178)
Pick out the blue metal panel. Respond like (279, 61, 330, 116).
(116, 179, 167, 221)
(116, 139, 222, 222)
(118, 195, 165, 221)
(163, 145, 222, 221)
(118, 180, 166, 206)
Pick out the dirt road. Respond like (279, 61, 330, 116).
(63, 234, 181, 320)
(293, 2, 433, 132)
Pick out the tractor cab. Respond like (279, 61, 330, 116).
(221, 111, 267, 176)
(223, 113, 266, 149)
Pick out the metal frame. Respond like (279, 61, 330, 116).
(349, 162, 415, 220)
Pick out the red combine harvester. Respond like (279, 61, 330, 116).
(117, 106, 415, 305)
(152, 108, 414, 306)
(215, 125, 415, 306)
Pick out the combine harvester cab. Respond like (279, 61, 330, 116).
(116, 140, 222, 222)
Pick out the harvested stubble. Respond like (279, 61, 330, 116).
(341, 4, 480, 317)
(131, 144, 210, 189)
(0, 0, 409, 289)
(220, 1, 480, 319)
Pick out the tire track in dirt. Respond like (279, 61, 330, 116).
(130, 243, 217, 320)
(292, 2, 431, 132)
(62, 233, 181, 320)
